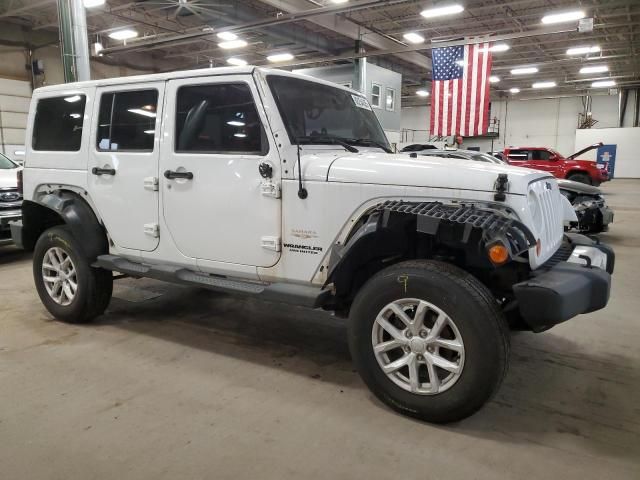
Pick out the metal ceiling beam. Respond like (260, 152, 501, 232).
(0, 0, 55, 18)
(99, 0, 398, 55)
(255, 0, 431, 70)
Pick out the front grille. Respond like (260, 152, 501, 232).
(0, 187, 22, 211)
(529, 179, 564, 263)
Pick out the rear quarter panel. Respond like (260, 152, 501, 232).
(24, 87, 95, 200)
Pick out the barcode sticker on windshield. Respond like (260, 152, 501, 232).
(352, 94, 372, 110)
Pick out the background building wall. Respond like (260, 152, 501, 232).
(401, 94, 621, 155)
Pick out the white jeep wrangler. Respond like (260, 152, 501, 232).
(13, 67, 614, 423)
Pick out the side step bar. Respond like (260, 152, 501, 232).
(93, 254, 332, 309)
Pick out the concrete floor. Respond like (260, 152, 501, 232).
(1, 180, 639, 480)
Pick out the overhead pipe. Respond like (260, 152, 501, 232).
(56, 0, 90, 82)
(633, 88, 640, 127)
(618, 88, 628, 127)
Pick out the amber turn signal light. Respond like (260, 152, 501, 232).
(488, 243, 509, 265)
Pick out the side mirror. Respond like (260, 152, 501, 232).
(549, 154, 559, 161)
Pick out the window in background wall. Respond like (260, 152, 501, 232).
(371, 83, 381, 108)
(386, 87, 396, 112)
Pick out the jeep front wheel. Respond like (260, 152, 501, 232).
(33, 226, 113, 323)
(348, 260, 509, 423)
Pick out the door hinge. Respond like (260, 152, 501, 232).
(144, 223, 159, 238)
(144, 176, 159, 191)
(261, 235, 281, 252)
(260, 181, 281, 198)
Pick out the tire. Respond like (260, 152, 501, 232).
(567, 172, 592, 185)
(33, 226, 113, 323)
(348, 260, 509, 423)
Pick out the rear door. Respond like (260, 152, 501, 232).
(525, 149, 557, 174)
(88, 82, 164, 252)
(160, 75, 281, 268)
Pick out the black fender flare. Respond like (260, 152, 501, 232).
(33, 192, 108, 260)
(325, 201, 536, 297)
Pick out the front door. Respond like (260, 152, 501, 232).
(88, 83, 164, 252)
(161, 75, 281, 268)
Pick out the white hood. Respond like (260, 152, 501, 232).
(0, 166, 21, 189)
(302, 151, 551, 195)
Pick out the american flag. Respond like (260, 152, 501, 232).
(430, 43, 493, 137)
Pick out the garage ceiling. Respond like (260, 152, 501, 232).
(1, 0, 639, 101)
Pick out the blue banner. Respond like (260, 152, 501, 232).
(597, 144, 617, 178)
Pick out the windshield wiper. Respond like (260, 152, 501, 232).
(295, 135, 359, 153)
(343, 138, 393, 153)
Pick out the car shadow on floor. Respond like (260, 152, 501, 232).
(98, 279, 640, 461)
(0, 244, 31, 265)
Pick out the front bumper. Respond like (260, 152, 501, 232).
(574, 203, 614, 232)
(0, 210, 21, 239)
(513, 233, 613, 332)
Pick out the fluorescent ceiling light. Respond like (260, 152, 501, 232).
(64, 95, 82, 103)
(83, 0, 105, 7)
(532, 81, 556, 89)
(93, 42, 103, 55)
(267, 53, 294, 62)
(592, 80, 615, 88)
(227, 120, 245, 126)
(331, 0, 349, 3)
(234, 133, 247, 138)
(69, 113, 81, 119)
(566, 45, 600, 55)
(219, 39, 247, 49)
(403, 32, 425, 44)
(511, 67, 538, 75)
(217, 31, 237, 41)
(416, 90, 429, 97)
(580, 65, 608, 74)
(509, 88, 520, 93)
(421, 4, 464, 18)
(489, 76, 500, 83)
(144, 130, 155, 134)
(541, 10, 586, 24)
(227, 57, 247, 66)
(108, 29, 138, 41)
(128, 108, 156, 118)
(490, 43, 510, 52)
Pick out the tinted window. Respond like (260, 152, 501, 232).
(531, 149, 552, 160)
(32, 95, 86, 151)
(175, 83, 267, 154)
(97, 90, 158, 151)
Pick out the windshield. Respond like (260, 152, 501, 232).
(0, 153, 17, 169)
(472, 152, 506, 164)
(267, 75, 390, 150)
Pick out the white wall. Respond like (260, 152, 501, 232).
(401, 94, 620, 155)
(575, 127, 640, 178)
(0, 78, 30, 160)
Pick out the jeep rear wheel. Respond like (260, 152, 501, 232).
(348, 260, 509, 423)
(33, 226, 113, 323)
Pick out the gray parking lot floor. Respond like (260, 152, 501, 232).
(1, 180, 639, 480)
